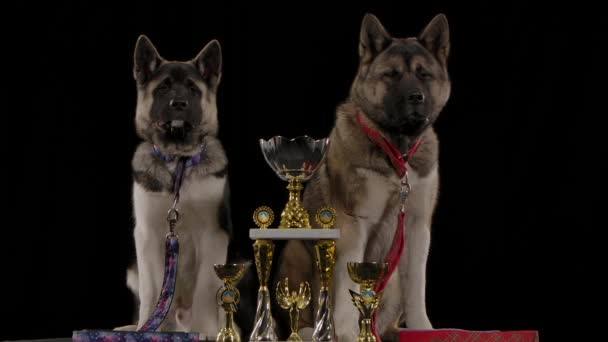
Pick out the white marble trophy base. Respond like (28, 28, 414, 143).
(249, 228, 340, 240)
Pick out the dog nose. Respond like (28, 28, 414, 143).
(407, 91, 425, 105)
(170, 99, 188, 110)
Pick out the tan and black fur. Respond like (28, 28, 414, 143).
(116, 35, 234, 339)
(276, 13, 451, 341)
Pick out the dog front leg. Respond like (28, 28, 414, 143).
(398, 168, 437, 329)
(135, 228, 166, 330)
(399, 221, 432, 329)
(190, 229, 228, 339)
(399, 208, 432, 329)
(332, 218, 370, 342)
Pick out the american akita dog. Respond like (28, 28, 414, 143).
(276, 13, 451, 341)
(124, 35, 232, 338)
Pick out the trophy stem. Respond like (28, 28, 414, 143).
(357, 319, 375, 342)
(251, 287, 277, 341)
(251, 239, 278, 342)
(217, 311, 240, 342)
(313, 240, 336, 342)
(312, 286, 335, 342)
(287, 307, 302, 342)
(279, 177, 311, 228)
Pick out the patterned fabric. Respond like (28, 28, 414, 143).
(138, 236, 179, 332)
(73, 143, 199, 341)
(72, 237, 197, 341)
(72, 331, 198, 342)
(399, 329, 539, 342)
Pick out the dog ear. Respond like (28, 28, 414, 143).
(419, 14, 450, 66)
(359, 13, 392, 64)
(192, 40, 222, 88)
(133, 35, 163, 84)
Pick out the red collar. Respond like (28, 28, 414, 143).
(356, 111, 422, 178)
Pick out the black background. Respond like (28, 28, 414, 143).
(4, 1, 605, 341)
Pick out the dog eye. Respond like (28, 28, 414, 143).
(156, 80, 171, 92)
(416, 67, 432, 80)
(186, 80, 201, 95)
(189, 85, 200, 95)
(382, 69, 401, 79)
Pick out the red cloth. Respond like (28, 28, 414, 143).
(399, 329, 539, 341)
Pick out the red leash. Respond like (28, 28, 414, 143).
(356, 112, 422, 342)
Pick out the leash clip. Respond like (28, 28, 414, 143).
(166, 207, 180, 238)
(399, 171, 410, 212)
(167, 176, 183, 239)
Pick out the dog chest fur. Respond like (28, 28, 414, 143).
(133, 172, 227, 238)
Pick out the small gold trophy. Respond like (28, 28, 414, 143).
(275, 278, 312, 342)
(347, 262, 388, 342)
(312, 207, 337, 342)
(250, 206, 278, 342)
(259, 136, 329, 228)
(213, 263, 249, 342)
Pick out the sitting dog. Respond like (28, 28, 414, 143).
(276, 13, 451, 341)
(124, 35, 232, 338)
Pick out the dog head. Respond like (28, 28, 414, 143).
(133, 35, 222, 156)
(350, 14, 451, 137)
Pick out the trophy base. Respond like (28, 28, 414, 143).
(249, 228, 340, 240)
(217, 329, 240, 342)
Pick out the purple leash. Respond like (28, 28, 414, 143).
(138, 156, 186, 332)
(73, 151, 203, 342)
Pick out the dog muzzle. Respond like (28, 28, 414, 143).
(163, 120, 193, 140)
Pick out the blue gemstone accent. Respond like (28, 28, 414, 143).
(362, 290, 374, 298)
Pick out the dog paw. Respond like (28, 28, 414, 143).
(406, 315, 433, 329)
(112, 324, 137, 331)
(198, 332, 216, 341)
(337, 331, 358, 342)
(298, 327, 314, 341)
(176, 307, 192, 331)
(381, 328, 401, 342)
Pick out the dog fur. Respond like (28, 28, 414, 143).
(122, 35, 232, 339)
(275, 13, 451, 341)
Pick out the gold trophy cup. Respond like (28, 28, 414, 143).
(347, 262, 388, 342)
(214, 263, 249, 342)
(275, 278, 312, 342)
(259, 136, 329, 228)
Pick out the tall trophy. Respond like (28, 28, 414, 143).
(251, 136, 339, 341)
(312, 208, 337, 342)
(250, 206, 278, 342)
(214, 263, 249, 342)
(347, 262, 388, 342)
